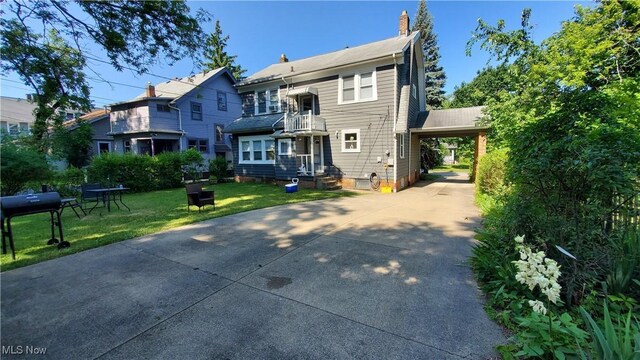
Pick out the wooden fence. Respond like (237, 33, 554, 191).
(610, 192, 640, 233)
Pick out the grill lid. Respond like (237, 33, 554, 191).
(1, 192, 62, 217)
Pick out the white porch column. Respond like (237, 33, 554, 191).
(310, 134, 315, 176)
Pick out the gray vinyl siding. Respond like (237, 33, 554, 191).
(395, 47, 420, 180)
(232, 135, 276, 178)
(410, 133, 421, 177)
(312, 64, 396, 179)
(275, 149, 297, 179)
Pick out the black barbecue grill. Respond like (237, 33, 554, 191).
(1, 192, 69, 260)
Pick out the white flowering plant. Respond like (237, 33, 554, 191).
(510, 235, 589, 358)
(512, 234, 563, 314)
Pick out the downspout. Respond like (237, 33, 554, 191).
(167, 101, 184, 151)
(274, 76, 290, 131)
(392, 53, 398, 192)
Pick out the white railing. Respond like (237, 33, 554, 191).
(284, 111, 326, 132)
(297, 154, 312, 175)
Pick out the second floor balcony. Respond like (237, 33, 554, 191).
(284, 111, 326, 133)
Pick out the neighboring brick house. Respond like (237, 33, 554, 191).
(107, 68, 240, 161)
(225, 11, 425, 191)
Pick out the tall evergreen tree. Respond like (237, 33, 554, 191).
(201, 20, 246, 81)
(412, 0, 447, 109)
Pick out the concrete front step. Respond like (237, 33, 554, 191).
(316, 176, 342, 190)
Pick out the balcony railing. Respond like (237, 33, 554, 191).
(284, 111, 326, 132)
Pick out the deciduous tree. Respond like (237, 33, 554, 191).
(0, 0, 209, 151)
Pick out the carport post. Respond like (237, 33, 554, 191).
(471, 131, 487, 183)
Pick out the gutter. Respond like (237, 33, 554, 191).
(392, 53, 398, 192)
(167, 101, 184, 151)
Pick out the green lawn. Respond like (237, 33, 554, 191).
(432, 164, 471, 172)
(1, 183, 356, 272)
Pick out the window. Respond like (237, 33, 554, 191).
(257, 91, 267, 114)
(0, 121, 7, 133)
(8, 123, 19, 136)
(157, 104, 171, 112)
(360, 72, 373, 100)
(341, 129, 361, 152)
(342, 75, 355, 102)
(124, 140, 132, 152)
(269, 88, 279, 112)
(215, 124, 224, 143)
(19, 122, 29, 134)
(188, 138, 208, 153)
(255, 89, 279, 114)
(97, 142, 111, 154)
(217, 91, 227, 111)
(411, 84, 417, 99)
(238, 135, 276, 164)
(399, 134, 405, 159)
(191, 102, 202, 120)
(278, 138, 292, 155)
(339, 71, 377, 104)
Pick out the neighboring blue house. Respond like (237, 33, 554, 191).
(108, 68, 240, 162)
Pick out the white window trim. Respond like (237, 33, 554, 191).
(341, 129, 361, 153)
(399, 134, 405, 159)
(239, 135, 276, 164)
(338, 71, 378, 104)
(278, 138, 292, 156)
(411, 84, 417, 99)
(97, 141, 112, 155)
(254, 89, 280, 115)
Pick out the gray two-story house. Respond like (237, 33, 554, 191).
(108, 68, 240, 161)
(225, 11, 424, 191)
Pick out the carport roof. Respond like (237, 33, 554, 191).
(411, 106, 489, 137)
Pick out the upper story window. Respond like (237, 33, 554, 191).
(239, 135, 275, 164)
(255, 88, 279, 115)
(338, 71, 377, 104)
(191, 102, 202, 121)
(217, 91, 227, 111)
(157, 104, 171, 112)
(341, 129, 361, 153)
(411, 84, 417, 99)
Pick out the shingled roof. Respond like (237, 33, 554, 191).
(238, 32, 420, 86)
(411, 106, 489, 136)
(224, 113, 284, 134)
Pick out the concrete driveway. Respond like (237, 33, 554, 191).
(1, 172, 505, 359)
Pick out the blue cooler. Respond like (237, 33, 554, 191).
(285, 178, 299, 193)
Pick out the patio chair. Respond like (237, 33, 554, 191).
(81, 183, 103, 211)
(185, 183, 215, 212)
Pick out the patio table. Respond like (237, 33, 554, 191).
(86, 187, 130, 214)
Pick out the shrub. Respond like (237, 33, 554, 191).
(209, 156, 228, 181)
(0, 140, 52, 195)
(87, 153, 154, 192)
(475, 148, 508, 196)
(153, 152, 185, 189)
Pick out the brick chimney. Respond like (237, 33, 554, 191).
(399, 10, 410, 36)
(279, 54, 289, 63)
(146, 82, 156, 98)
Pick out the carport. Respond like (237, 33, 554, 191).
(410, 106, 490, 181)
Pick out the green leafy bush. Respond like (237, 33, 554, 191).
(0, 140, 52, 195)
(87, 153, 154, 192)
(153, 152, 185, 189)
(475, 148, 508, 196)
(209, 156, 228, 181)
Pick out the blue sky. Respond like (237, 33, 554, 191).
(1, 1, 590, 108)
